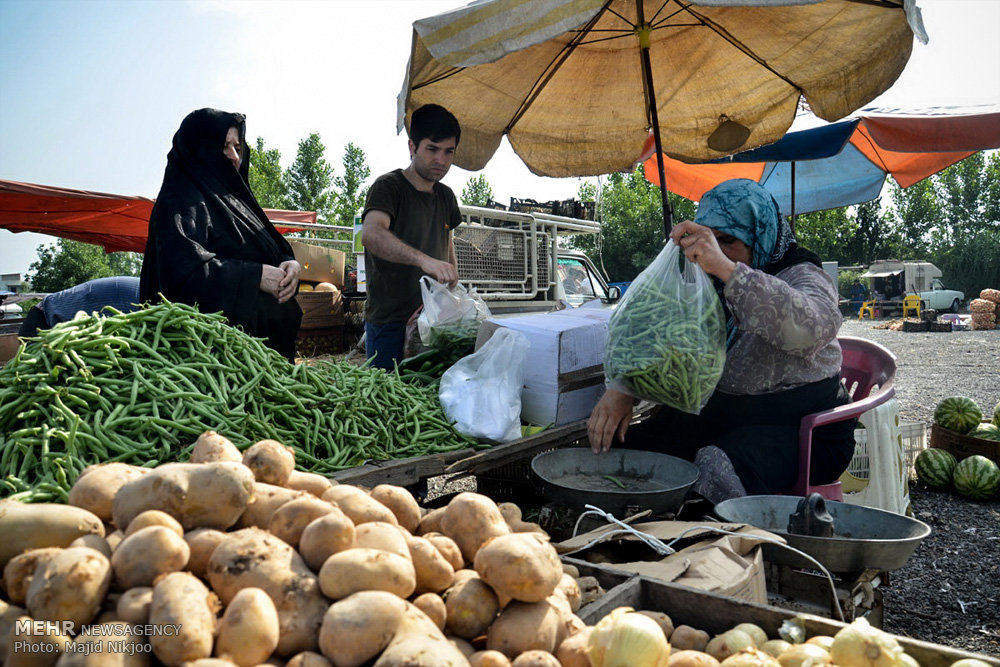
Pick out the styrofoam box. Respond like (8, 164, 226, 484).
(476, 309, 611, 426)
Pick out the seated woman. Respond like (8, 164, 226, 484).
(140, 108, 302, 360)
(588, 179, 855, 502)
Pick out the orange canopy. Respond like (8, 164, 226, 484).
(0, 180, 314, 253)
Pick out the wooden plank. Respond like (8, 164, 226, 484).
(331, 448, 475, 487)
(444, 419, 589, 475)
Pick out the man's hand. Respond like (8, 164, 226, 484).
(420, 257, 459, 286)
(669, 220, 737, 283)
(587, 388, 635, 453)
(259, 264, 285, 299)
(277, 260, 301, 304)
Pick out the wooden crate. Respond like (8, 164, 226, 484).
(930, 423, 1000, 465)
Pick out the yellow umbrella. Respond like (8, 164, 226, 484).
(400, 0, 925, 226)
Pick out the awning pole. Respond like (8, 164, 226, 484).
(636, 0, 673, 239)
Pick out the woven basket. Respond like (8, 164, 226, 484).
(901, 320, 929, 332)
(930, 423, 1000, 464)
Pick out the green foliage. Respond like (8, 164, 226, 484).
(793, 208, 857, 262)
(577, 180, 597, 203)
(570, 166, 695, 282)
(332, 142, 370, 227)
(838, 270, 865, 299)
(25, 240, 133, 292)
(249, 136, 287, 209)
(284, 132, 335, 225)
(460, 174, 493, 207)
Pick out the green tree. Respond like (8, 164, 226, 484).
(107, 252, 143, 277)
(460, 174, 493, 207)
(249, 137, 287, 209)
(570, 167, 695, 282)
(577, 181, 597, 203)
(284, 133, 335, 225)
(25, 240, 121, 292)
(794, 207, 856, 263)
(886, 179, 940, 258)
(332, 142, 371, 226)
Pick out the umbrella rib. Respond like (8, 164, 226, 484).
(505, 2, 614, 132)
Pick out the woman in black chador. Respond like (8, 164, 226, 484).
(140, 108, 302, 360)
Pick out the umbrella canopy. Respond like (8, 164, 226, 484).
(400, 0, 923, 184)
(0, 180, 314, 253)
(642, 107, 1000, 217)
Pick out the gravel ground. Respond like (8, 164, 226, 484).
(837, 318, 1000, 658)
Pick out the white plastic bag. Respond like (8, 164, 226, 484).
(417, 276, 491, 349)
(439, 328, 530, 443)
(603, 240, 726, 414)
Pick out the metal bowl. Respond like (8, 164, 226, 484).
(714, 495, 931, 572)
(531, 448, 700, 517)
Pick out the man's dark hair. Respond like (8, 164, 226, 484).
(409, 104, 461, 147)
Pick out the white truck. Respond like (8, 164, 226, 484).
(860, 260, 965, 313)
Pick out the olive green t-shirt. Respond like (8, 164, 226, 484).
(362, 169, 462, 324)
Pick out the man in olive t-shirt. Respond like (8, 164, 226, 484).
(360, 104, 463, 370)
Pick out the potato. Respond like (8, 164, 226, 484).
(318, 548, 416, 600)
(286, 652, 332, 667)
(412, 592, 447, 630)
(511, 650, 561, 666)
(640, 610, 675, 641)
(575, 576, 603, 607)
(421, 533, 462, 568)
(372, 604, 470, 667)
(117, 587, 153, 624)
(416, 507, 446, 535)
(215, 588, 280, 667)
(449, 636, 476, 657)
(298, 509, 356, 572)
(207, 528, 328, 657)
(184, 529, 227, 579)
(555, 626, 593, 667)
(546, 593, 587, 640)
(68, 463, 149, 524)
(353, 522, 411, 560)
(26, 547, 111, 629)
(112, 462, 255, 531)
(285, 471, 334, 498)
(470, 650, 513, 667)
(669, 650, 723, 667)
(406, 534, 455, 594)
(124, 509, 184, 537)
(322, 485, 398, 526)
(190, 430, 243, 464)
(5, 614, 69, 667)
(106, 530, 125, 553)
(112, 526, 190, 589)
(370, 485, 421, 532)
(149, 572, 219, 666)
(318, 591, 408, 666)
(0, 501, 104, 570)
(68, 534, 112, 559)
(554, 574, 582, 612)
(238, 484, 309, 529)
(474, 532, 562, 603)
(440, 493, 511, 563)
(443, 570, 499, 639)
(0, 602, 28, 660)
(706, 630, 755, 661)
(3, 548, 61, 606)
(57, 621, 148, 667)
(486, 600, 566, 658)
(671, 625, 711, 652)
(497, 503, 546, 535)
(242, 440, 296, 486)
(269, 497, 335, 548)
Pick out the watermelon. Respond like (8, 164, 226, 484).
(914, 448, 957, 489)
(934, 396, 983, 434)
(952, 455, 1000, 501)
(969, 423, 1000, 441)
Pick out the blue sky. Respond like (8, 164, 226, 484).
(1, 0, 999, 278)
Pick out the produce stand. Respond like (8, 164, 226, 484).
(567, 560, 996, 667)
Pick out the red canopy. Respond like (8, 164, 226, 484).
(0, 180, 314, 253)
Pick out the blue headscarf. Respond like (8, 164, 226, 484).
(693, 178, 793, 270)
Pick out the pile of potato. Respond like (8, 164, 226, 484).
(0, 432, 598, 667)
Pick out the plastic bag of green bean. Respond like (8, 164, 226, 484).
(603, 240, 726, 414)
(417, 276, 491, 349)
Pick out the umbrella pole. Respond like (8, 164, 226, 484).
(635, 3, 673, 237)
(790, 161, 797, 234)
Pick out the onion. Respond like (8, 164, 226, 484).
(760, 640, 791, 658)
(777, 643, 831, 667)
(588, 606, 671, 667)
(706, 630, 756, 662)
(829, 618, 904, 667)
(721, 648, 781, 667)
(805, 636, 834, 651)
(731, 623, 768, 648)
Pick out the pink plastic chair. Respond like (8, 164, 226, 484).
(788, 336, 897, 500)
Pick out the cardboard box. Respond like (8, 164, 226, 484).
(288, 240, 346, 287)
(555, 521, 778, 605)
(0, 333, 21, 364)
(476, 310, 609, 426)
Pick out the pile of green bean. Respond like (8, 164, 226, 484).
(0, 300, 482, 502)
(604, 277, 727, 413)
